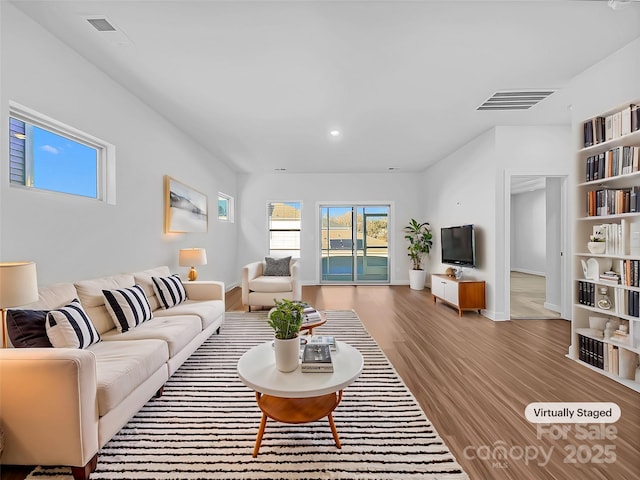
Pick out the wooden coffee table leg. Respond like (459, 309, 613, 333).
(253, 412, 267, 457)
(327, 412, 341, 448)
(253, 392, 268, 457)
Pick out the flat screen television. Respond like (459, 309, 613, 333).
(441, 224, 476, 267)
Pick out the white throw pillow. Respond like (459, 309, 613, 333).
(46, 299, 101, 349)
(152, 274, 187, 309)
(103, 284, 153, 332)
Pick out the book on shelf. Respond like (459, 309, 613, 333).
(585, 147, 640, 183)
(631, 104, 639, 133)
(621, 105, 632, 136)
(578, 281, 595, 307)
(584, 119, 594, 148)
(307, 335, 337, 351)
(586, 188, 638, 217)
(607, 343, 619, 376)
(584, 105, 638, 148)
(599, 271, 620, 285)
(620, 259, 640, 287)
(579, 334, 604, 370)
(301, 343, 333, 372)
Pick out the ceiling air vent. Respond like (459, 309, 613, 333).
(477, 90, 555, 111)
(86, 18, 117, 32)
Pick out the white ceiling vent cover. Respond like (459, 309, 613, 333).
(86, 18, 116, 32)
(477, 90, 556, 111)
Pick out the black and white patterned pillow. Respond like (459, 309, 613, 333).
(45, 299, 101, 349)
(103, 284, 153, 333)
(152, 274, 187, 309)
(263, 256, 291, 276)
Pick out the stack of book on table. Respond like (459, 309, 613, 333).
(307, 335, 337, 351)
(301, 343, 333, 373)
(302, 305, 322, 323)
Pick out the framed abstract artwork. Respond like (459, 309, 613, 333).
(164, 176, 208, 233)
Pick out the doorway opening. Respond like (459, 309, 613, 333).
(509, 175, 567, 319)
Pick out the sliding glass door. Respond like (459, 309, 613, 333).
(320, 205, 389, 283)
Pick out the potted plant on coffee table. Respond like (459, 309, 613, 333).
(267, 298, 304, 372)
(404, 218, 433, 290)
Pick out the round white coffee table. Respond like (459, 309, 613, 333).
(237, 340, 363, 457)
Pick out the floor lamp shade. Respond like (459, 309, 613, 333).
(0, 262, 39, 308)
(179, 248, 207, 281)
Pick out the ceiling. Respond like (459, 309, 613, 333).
(9, 0, 640, 174)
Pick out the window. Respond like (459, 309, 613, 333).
(218, 193, 234, 222)
(8, 102, 115, 204)
(268, 201, 301, 257)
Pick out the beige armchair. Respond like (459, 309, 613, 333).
(242, 257, 301, 311)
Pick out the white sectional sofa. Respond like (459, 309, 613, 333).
(0, 266, 225, 480)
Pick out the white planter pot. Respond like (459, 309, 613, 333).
(274, 336, 300, 372)
(587, 242, 606, 254)
(409, 269, 427, 290)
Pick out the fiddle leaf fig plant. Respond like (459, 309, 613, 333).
(267, 298, 304, 340)
(404, 218, 433, 270)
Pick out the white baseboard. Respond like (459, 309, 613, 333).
(226, 282, 239, 291)
(482, 309, 510, 321)
(543, 302, 561, 313)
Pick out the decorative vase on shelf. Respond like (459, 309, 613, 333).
(587, 242, 606, 254)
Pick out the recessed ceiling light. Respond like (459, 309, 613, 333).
(274, 168, 287, 172)
(388, 167, 399, 172)
(329, 129, 341, 138)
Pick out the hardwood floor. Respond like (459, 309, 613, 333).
(510, 271, 561, 319)
(231, 285, 640, 480)
(3, 285, 638, 480)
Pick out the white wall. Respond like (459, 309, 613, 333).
(567, 38, 640, 127)
(511, 188, 546, 275)
(0, 4, 238, 287)
(421, 125, 571, 320)
(545, 177, 562, 312)
(237, 172, 422, 284)
(421, 128, 497, 305)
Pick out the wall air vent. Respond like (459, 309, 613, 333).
(477, 90, 556, 111)
(86, 18, 117, 32)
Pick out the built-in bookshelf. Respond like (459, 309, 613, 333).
(571, 101, 640, 392)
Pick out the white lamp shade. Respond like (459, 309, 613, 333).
(0, 262, 39, 308)
(179, 248, 207, 267)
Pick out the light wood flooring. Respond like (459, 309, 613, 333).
(3, 285, 638, 480)
(230, 285, 639, 480)
(511, 271, 562, 319)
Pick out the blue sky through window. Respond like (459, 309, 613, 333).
(32, 125, 97, 198)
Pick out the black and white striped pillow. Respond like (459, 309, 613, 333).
(103, 284, 153, 332)
(152, 274, 187, 309)
(45, 299, 101, 349)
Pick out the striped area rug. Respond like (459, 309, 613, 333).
(28, 310, 469, 480)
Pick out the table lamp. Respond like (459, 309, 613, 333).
(179, 248, 207, 281)
(0, 262, 39, 347)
